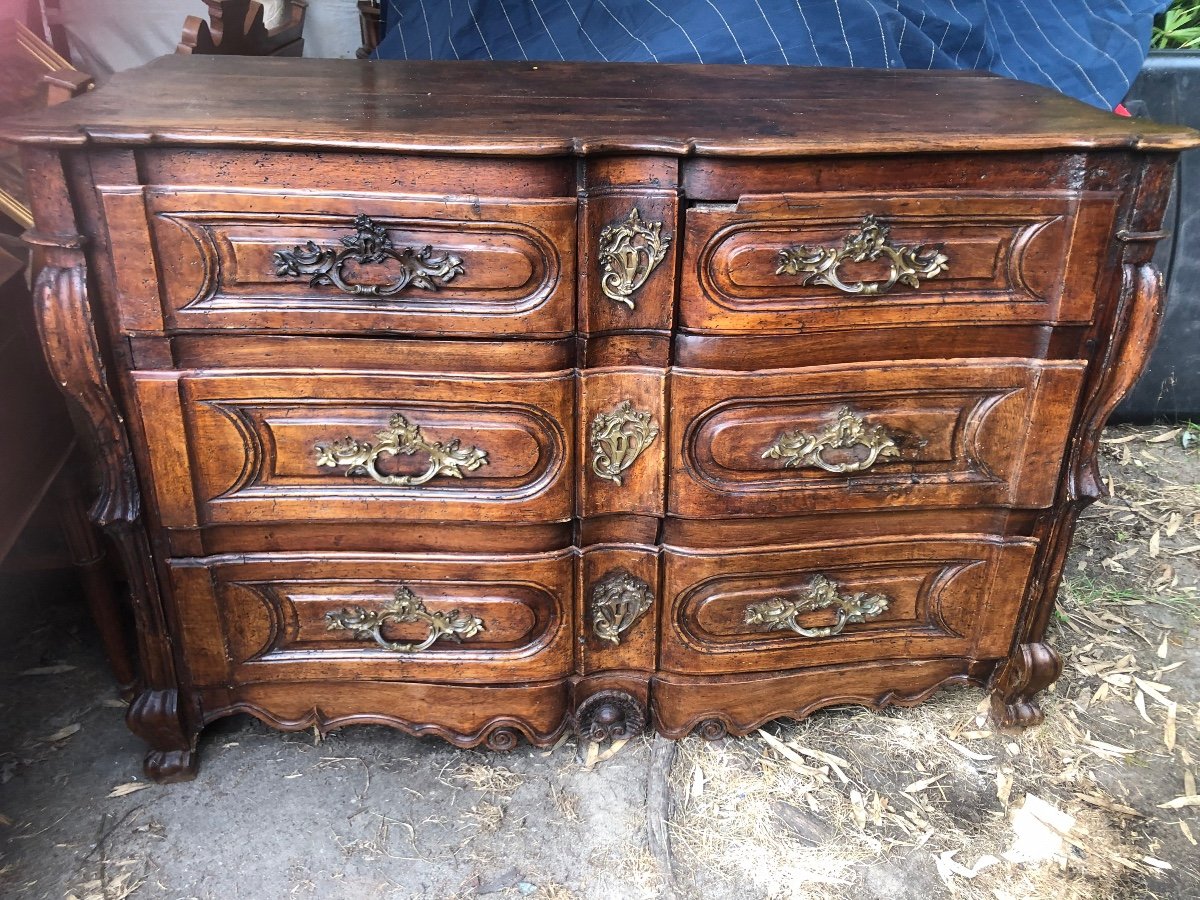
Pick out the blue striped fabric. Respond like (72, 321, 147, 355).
(374, 0, 1168, 109)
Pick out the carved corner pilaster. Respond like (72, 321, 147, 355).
(989, 642, 1063, 729)
(1068, 262, 1166, 506)
(31, 261, 140, 527)
(575, 690, 647, 743)
(30, 243, 193, 770)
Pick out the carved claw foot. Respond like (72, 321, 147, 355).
(575, 690, 647, 743)
(144, 749, 198, 783)
(989, 642, 1063, 729)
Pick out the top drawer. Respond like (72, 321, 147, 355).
(680, 193, 1116, 333)
(102, 187, 577, 337)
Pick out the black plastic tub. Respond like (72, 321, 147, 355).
(1117, 50, 1200, 422)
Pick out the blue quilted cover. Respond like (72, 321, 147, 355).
(375, 0, 1167, 109)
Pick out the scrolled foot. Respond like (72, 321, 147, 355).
(484, 726, 520, 752)
(989, 642, 1063, 729)
(144, 748, 197, 783)
(575, 690, 647, 743)
(127, 688, 198, 782)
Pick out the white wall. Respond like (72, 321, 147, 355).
(60, 0, 362, 79)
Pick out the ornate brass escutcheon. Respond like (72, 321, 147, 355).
(776, 214, 948, 296)
(590, 569, 654, 646)
(744, 575, 890, 639)
(315, 412, 488, 487)
(325, 585, 484, 652)
(273, 213, 465, 296)
(762, 407, 901, 474)
(597, 207, 670, 309)
(589, 400, 660, 485)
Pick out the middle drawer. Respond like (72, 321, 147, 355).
(669, 357, 1086, 518)
(131, 370, 574, 527)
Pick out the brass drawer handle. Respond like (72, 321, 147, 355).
(762, 408, 900, 474)
(273, 213, 464, 296)
(744, 575, 890, 639)
(598, 207, 670, 309)
(315, 412, 488, 486)
(589, 400, 660, 485)
(590, 569, 654, 646)
(326, 585, 485, 652)
(776, 214, 948, 296)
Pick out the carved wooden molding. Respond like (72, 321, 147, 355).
(178, 0, 307, 57)
(213, 700, 558, 751)
(655, 661, 982, 740)
(575, 690, 647, 743)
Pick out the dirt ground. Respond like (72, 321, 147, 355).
(0, 423, 1197, 900)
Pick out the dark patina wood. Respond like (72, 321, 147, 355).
(3, 56, 1196, 781)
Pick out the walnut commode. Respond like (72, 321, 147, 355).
(5, 56, 1196, 781)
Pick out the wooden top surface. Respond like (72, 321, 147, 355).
(3, 55, 1197, 155)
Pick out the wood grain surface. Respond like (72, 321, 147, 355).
(7, 59, 1194, 779)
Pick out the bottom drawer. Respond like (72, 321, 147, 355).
(660, 535, 1037, 675)
(170, 551, 574, 685)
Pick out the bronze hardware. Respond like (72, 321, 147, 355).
(762, 407, 900, 474)
(273, 213, 464, 296)
(315, 412, 487, 486)
(598, 207, 670, 309)
(325, 585, 484, 652)
(744, 575, 890, 639)
(590, 569, 654, 646)
(589, 400, 660, 485)
(776, 214, 948, 296)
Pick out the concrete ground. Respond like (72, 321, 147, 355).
(0, 569, 663, 899)
(1, 422, 1197, 900)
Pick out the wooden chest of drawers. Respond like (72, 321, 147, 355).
(5, 56, 1196, 781)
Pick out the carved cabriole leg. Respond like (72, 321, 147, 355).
(23, 148, 197, 781)
(112, 522, 196, 781)
(989, 157, 1174, 730)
